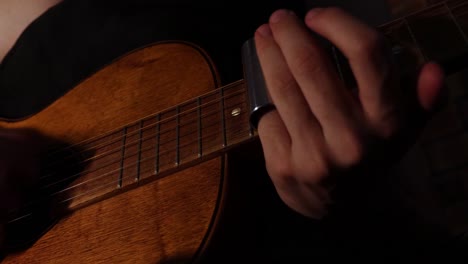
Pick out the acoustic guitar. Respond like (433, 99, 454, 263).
(2, 0, 468, 262)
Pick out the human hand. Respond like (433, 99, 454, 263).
(254, 8, 445, 219)
(0, 129, 41, 249)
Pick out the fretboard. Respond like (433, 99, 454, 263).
(333, 0, 468, 88)
(38, 80, 253, 211)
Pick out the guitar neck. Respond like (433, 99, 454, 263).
(333, 0, 468, 88)
(43, 0, 468, 213)
(42, 80, 255, 212)
(385, 0, 468, 71)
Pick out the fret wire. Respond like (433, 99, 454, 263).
(153, 102, 248, 160)
(52, 114, 251, 198)
(39, 88, 249, 196)
(38, 84, 249, 196)
(157, 100, 246, 152)
(41, 102, 253, 192)
(43, 85, 246, 169)
(197, 97, 202, 157)
(176, 106, 180, 166)
(446, 1, 468, 44)
(220, 87, 227, 147)
(179, 117, 250, 161)
(149, 101, 248, 161)
(118, 127, 127, 188)
(402, 18, 428, 62)
(41, 95, 249, 189)
(136, 120, 143, 182)
(16, 115, 255, 217)
(53, 126, 255, 208)
(114, 122, 254, 186)
(44, 81, 245, 160)
(9, 89, 249, 218)
(454, 9, 468, 17)
(449, 0, 468, 10)
(155, 113, 161, 174)
(144, 108, 250, 168)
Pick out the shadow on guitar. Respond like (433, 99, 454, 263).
(1, 128, 94, 254)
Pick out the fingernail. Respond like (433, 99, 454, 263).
(256, 24, 272, 37)
(306, 8, 324, 21)
(270, 9, 295, 24)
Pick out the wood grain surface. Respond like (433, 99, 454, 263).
(0, 42, 223, 263)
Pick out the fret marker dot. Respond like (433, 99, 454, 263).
(231, 108, 241, 117)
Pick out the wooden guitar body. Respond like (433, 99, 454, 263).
(0, 42, 232, 263)
(6, 2, 468, 261)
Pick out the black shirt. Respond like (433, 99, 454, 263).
(0, 0, 303, 119)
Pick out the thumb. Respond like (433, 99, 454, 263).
(417, 62, 445, 111)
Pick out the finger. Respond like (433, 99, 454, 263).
(268, 10, 364, 166)
(255, 24, 332, 217)
(257, 110, 291, 175)
(258, 111, 330, 219)
(255, 23, 327, 184)
(417, 62, 445, 111)
(305, 7, 396, 134)
(254, 23, 322, 142)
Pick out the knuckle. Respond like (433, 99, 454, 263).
(343, 135, 365, 167)
(310, 156, 330, 183)
(266, 159, 295, 183)
(291, 46, 324, 77)
(333, 129, 365, 167)
(374, 112, 399, 139)
(295, 154, 330, 184)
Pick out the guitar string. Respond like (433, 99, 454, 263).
(40, 86, 247, 178)
(49, 108, 249, 195)
(8, 125, 253, 223)
(44, 79, 246, 157)
(40, 88, 247, 184)
(453, 10, 468, 20)
(44, 80, 246, 158)
(52, 124, 252, 200)
(376, 0, 467, 29)
(6, 85, 252, 222)
(446, 0, 468, 11)
(8, 129, 250, 224)
(10, 114, 252, 216)
(39, 103, 245, 189)
(43, 83, 246, 167)
(39, 93, 247, 183)
(40, 100, 248, 190)
(446, 1, 468, 43)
